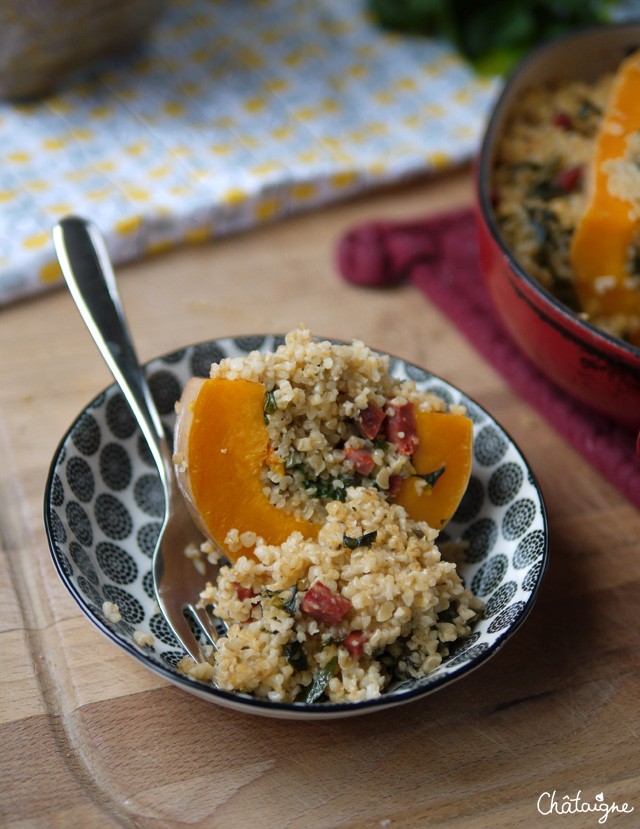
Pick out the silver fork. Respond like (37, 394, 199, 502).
(53, 216, 223, 664)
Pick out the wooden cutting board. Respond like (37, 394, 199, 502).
(2, 170, 639, 828)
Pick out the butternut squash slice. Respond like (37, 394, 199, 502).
(569, 48, 640, 344)
(174, 377, 318, 562)
(174, 378, 473, 559)
(394, 410, 473, 530)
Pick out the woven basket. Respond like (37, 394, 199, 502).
(0, 0, 165, 100)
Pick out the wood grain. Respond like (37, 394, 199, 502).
(2, 168, 639, 828)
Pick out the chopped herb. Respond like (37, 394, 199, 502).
(527, 179, 567, 202)
(338, 474, 357, 490)
(415, 465, 446, 489)
(524, 157, 586, 202)
(437, 600, 459, 624)
(512, 161, 542, 173)
(262, 585, 299, 615)
(305, 477, 337, 500)
(526, 207, 581, 309)
(527, 205, 556, 248)
(304, 474, 355, 502)
(296, 656, 338, 703)
(321, 635, 344, 648)
(282, 586, 299, 615)
(372, 436, 390, 450)
(577, 98, 601, 120)
(525, 160, 563, 202)
(525, 205, 565, 274)
(284, 640, 308, 671)
(378, 635, 413, 680)
(343, 530, 378, 549)
(263, 388, 277, 422)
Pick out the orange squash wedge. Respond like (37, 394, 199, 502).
(394, 410, 473, 530)
(569, 48, 640, 344)
(174, 377, 318, 562)
(174, 378, 473, 559)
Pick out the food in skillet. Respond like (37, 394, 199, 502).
(492, 48, 640, 345)
(172, 326, 482, 703)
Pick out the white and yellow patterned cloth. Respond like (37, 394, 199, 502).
(0, 0, 499, 304)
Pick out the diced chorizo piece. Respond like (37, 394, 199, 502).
(387, 475, 403, 498)
(233, 582, 256, 601)
(301, 582, 352, 626)
(555, 165, 583, 193)
(358, 403, 386, 440)
(344, 445, 375, 476)
(343, 630, 369, 659)
(553, 111, 572, 130)
(385, 402, 419, 455)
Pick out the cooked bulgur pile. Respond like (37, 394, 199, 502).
(196, 488, 481, 703)
(492, 70, 640, 342)
(178, 327, 481, 703)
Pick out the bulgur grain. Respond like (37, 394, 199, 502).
(133, 630, 155, 648)
(102, 601, 121, 624)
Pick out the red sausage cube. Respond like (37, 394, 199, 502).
(385, 402, 419, 455)
(343, 630, 369, 659)
(301, 582, 352, 626)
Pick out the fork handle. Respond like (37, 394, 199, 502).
(52, 216, 171, 487)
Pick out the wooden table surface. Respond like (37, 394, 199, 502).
(2, 167, 639, 828)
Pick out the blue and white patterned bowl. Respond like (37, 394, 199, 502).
(44, 335, 548, 719)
